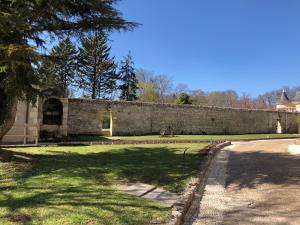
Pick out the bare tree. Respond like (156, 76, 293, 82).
(151, 74, 173, 102)
(190, 89, 208, 105)
(135, 69, 173, 103)
(174, 83, 190, 96)
(206, 90, 239, 108)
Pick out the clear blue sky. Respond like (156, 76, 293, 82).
(110, 0, 300, 97)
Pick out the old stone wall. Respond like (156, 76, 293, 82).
(68, 99, 111, 135)
(68, 99, 299, 136)
(2, 101, 39, 144)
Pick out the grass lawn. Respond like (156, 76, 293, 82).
(114, 133, 299, 141)
(0, 143, 208, 225)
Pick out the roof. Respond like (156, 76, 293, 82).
(277, 90, 294, 106)
(292, 91, 300, 103)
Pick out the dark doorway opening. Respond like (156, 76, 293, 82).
(43, 98, 63, 125)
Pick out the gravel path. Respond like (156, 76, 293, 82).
(184, 139, 300, 225)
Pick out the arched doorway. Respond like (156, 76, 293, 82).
(42, 98, 63, 125)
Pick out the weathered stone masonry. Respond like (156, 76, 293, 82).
(68, 99, 299, 136)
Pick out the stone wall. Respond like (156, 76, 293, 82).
(2, 101, 39, 144)
(68, 99, 299, 136)
(68, 99, 111, 135)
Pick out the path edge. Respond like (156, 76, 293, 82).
(167, 141, 231, 225)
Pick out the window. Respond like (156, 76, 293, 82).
(43, 98, 63, 125)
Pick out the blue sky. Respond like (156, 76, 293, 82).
(109, 0, 300, 97)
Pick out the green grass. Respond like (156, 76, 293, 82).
(114, 133, 299, 141)
(0, 143, 208, 225)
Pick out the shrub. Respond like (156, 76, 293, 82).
(176, 93, 192, 104)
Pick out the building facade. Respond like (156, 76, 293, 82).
(276, 90, 300, 113)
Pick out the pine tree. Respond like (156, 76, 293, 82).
(39, 38, 77, 97)
(119, 52, 138, 101)
(77, 32, 119, 99)
(0, 0, 137, 140)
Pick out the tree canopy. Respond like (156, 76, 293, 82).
(39, 38, 77, 97)
(119, 52, 138, 101)
(0, 0, 138, 139)
(77, 32, 118, 99)
(176, 93, 192, 105)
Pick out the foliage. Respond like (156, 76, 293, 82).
(136, 69, 172, 103)
(39, 38, 77, 97)
(119, 52, 138, 101)
(0, 143, 207, 224)
(151, 74, 173, 101)
(137, 81, 159, 102)
(176, 92, 192, 104)
(77, 32, 119, 99)
(0, 0, 137, 137)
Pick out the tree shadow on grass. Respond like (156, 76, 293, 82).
(0, 146, 204, 192)
(0, 146, 206, 224)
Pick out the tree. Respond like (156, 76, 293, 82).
(135, 69, 173, 103)
(137, 82, 159, 102)
(190, 89, 208, 105)
(238, 93, 256, 109)
(135, 68, 155, 83)
(174, 83, 190, 96)
(119, 52, 138, 101)
(176, 93, 192, 104)
(77, 32, 118, 99)
(39, 38, 77, 97)
(151, 74, 173, 103)
(0, 0, 137, 140)
(206, 91, 239, 108)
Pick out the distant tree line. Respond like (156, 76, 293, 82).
(133, 69, 300, 109)
(39, 37, 300, 110)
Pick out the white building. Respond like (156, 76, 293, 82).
(276, 90, 300, 112)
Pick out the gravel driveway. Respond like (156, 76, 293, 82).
(184, 139, 300, 225)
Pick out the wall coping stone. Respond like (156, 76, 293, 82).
(68, 98, 299, 114)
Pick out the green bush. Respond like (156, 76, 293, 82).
(176, 92, 192, 104)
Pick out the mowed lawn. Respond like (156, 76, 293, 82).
(0, 143, 208, 225)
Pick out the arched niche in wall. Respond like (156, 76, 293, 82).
(42, 98, 63, 125)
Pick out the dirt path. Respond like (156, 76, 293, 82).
(184, 139, 300, 225)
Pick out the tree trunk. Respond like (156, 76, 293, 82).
(0, 97, 18, 141)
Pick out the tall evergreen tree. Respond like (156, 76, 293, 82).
(119, 52, 138, 101)
(0, 0, 137, 140)
(39, 38, 77, 97)
(77, 32, 119, 99)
